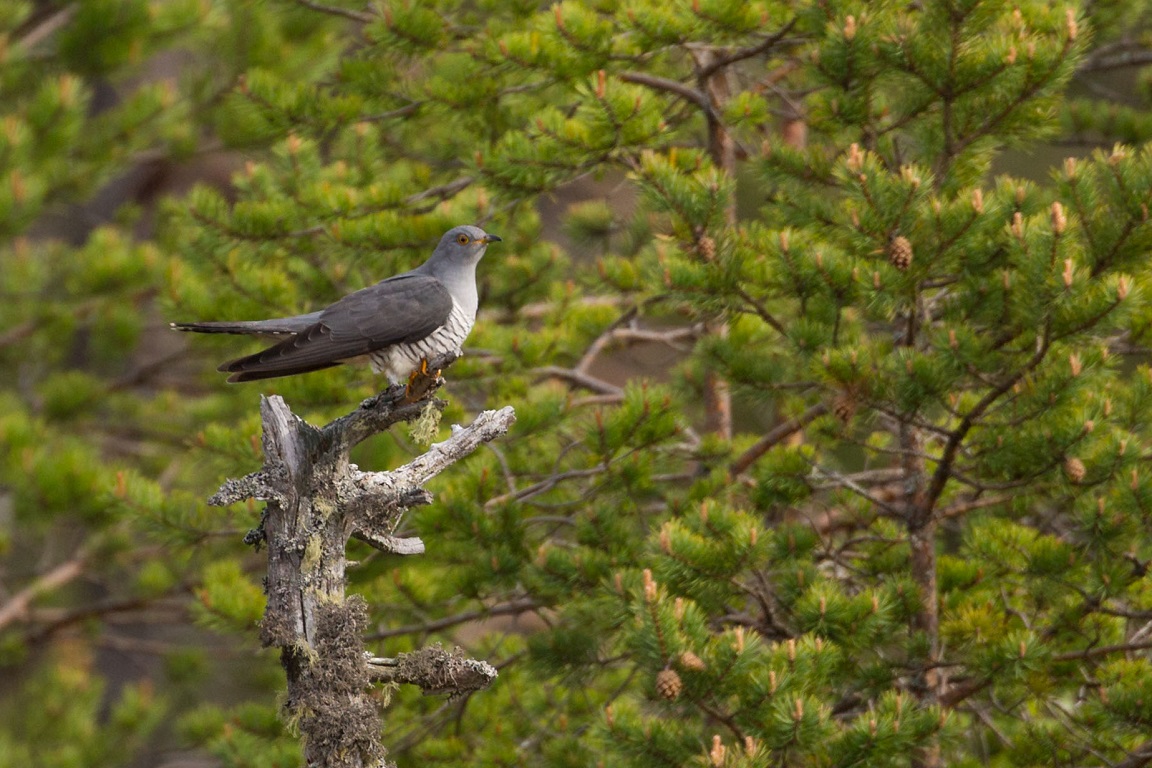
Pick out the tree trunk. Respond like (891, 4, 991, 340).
(209, 374, 514, 767)
(700, 49, 736, 440)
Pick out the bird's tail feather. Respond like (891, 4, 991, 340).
(223, 362, 342, 383)
(170, 317, 317, 337)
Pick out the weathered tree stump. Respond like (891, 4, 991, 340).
(209, 369, 514, 768)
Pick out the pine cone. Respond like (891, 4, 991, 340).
(887, 235, 913, 271)
(1064, 457, 1086, 483)
(697, 235, 716, 261)
(655, 668, 683, 700)
(678, 651, 707, 671)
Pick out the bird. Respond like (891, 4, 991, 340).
(172, 225, 500, 384)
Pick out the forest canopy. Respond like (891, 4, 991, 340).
(3, 1, 1152, 766)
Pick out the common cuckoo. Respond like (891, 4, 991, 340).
(172, 225, 500, 383)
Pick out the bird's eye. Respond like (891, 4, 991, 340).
(456, 234, 470, 245)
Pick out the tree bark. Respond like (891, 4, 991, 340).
(698, 48, 736, 441)
(210, 372, 514, 767)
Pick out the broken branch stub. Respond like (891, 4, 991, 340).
(208, 375, 515, 768)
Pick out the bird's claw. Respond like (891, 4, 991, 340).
(404, 358, 442, 402)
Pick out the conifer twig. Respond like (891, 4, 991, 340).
(367, 597, 540, 640)
(939, 494, 1014, 519)
(618, 72, 715, 117)
(733, 286, 789, 338)
(484, 467, 608, 510)
(696, 18, 799, 79)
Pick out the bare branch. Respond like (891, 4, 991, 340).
(404, 176, 474, 207)
(13, 5, 77, 48)
(576, 324, 701, 375)
(533, 365, 624, 396)
(367, 645, 498, 696)
(351, 534, 425, 555)
(922, 327, 1052, 515)
(733, 286, 789, 338)
(320, 351, 460, 455)
(209, 471, 277, 506)
(0, 554, 87, 631)
(293, 0, 373, 24)
(388, 406, 517, 489)
(807, 462, 903, 517)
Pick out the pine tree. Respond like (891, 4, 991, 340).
(0, 3, 350, 765)
(8, 0, 1152, 766)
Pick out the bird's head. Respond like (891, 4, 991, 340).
(436, 225, 502, 265)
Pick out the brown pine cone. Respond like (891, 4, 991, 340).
(888, 235, 913, 271)
(656, 668, 683, 700)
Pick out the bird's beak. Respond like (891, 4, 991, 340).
(481, 234, 502, 244)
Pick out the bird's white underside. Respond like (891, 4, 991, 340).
(364, 299, 474, 384)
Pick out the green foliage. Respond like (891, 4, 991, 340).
(8, 0, 1152, 766)
(0, 2, 350, 765)
(0, 660, 166, 768)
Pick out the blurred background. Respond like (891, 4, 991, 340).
(5, 1, 1152, 767)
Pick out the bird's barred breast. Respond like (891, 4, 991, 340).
(368, 300, 475, 384)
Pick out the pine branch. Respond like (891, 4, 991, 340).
(729, 404, 828, 476)
(618, 71, 715, 118)
(1052, 639, 1152, 661)
(733, 286, 789, 338)
(922, 325, 1053, 514)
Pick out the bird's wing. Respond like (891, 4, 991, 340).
(219, 273, 454, 378)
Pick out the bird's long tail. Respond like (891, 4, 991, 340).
(170, 314, 320, 337)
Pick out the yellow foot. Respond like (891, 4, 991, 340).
(404, 359, 442, 402)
